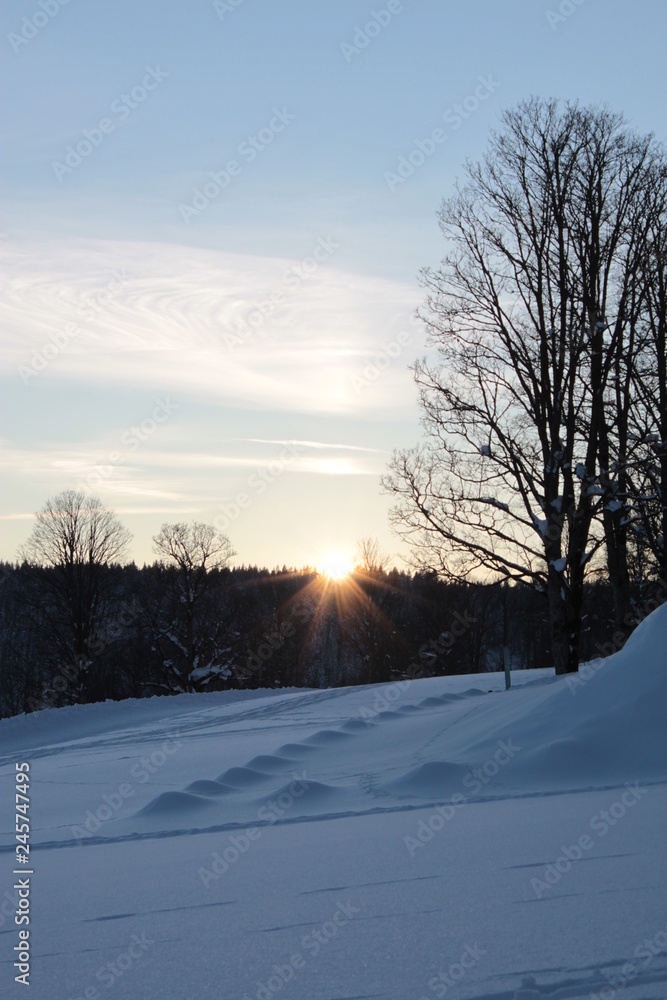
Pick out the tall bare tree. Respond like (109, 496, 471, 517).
(623, 162, 667, 591)
(383, 99, 665, 673)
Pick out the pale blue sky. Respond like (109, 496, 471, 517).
(2, 0, 666, 569)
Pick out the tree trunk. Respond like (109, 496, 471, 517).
(547, 571, 579, 674)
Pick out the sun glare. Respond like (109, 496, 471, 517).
(317, 553, 354, 581)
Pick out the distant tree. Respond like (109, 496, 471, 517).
(20, 490, 131, 702)
(354, 536, 391, 574)
(344, 539, 396, 682)
(148, 522, 235, 692)
(0, 564, 36, 716)
(3, 548, 637, 718)
(343, 586, 395, 684)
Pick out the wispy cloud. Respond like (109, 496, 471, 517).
(0, 438, 385, 510)
(2, 237, 421, 415)
(241, 438, 385, 454)
(0, 238, 421, 564)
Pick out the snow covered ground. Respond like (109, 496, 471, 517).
(1, 606, 666, 999)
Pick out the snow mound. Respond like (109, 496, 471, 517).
(185, 779, 235, 796)
(276, 742, 315, 756)
(387, 760, 470, 796)
(137, 790, 213, 816)
(245, 753, 297, 771)
(303, 728, 352, 745)
(215, 766, 272, 787)
(474, 603, 667, 789)
(257, 779, 343, 811)
(518, 737, 616, 785)
(341, 718, 375, 731)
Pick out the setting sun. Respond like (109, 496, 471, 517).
(317, 552, 354, 581)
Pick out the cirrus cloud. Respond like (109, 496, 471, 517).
(2, 236, 422, 416)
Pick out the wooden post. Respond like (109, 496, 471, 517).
(504, 646, 511, 690)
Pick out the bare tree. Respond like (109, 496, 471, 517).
(623, 161, 667, 590)
(354, 536, 390, 574)
(383, 99, 664, 673)
(21, 490, 131, 701)
(149, 522, 235, 692)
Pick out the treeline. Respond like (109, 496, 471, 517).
(2, 555, 661, 720)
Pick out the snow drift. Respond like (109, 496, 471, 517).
(0, 606, 665, 999)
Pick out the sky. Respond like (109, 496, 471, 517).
(1, 0, 666, 571)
